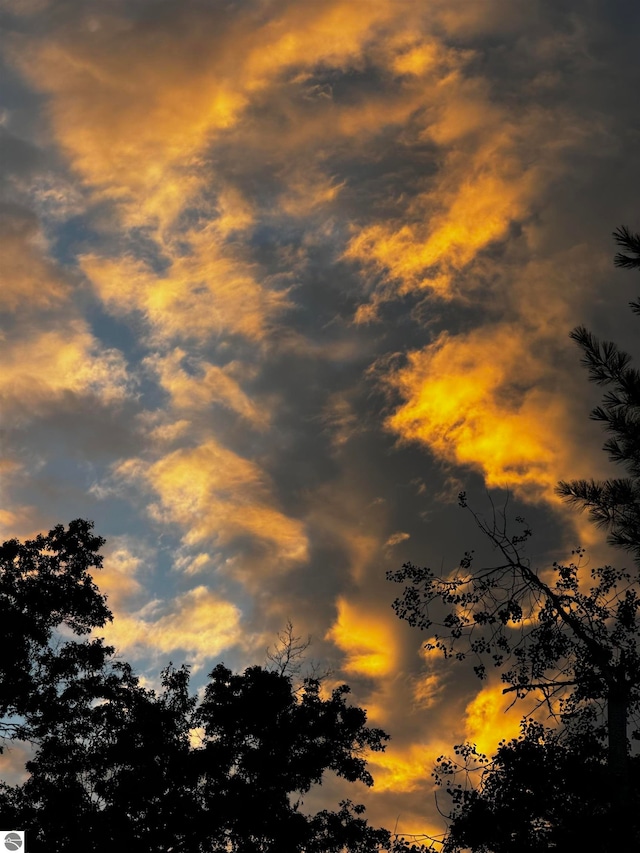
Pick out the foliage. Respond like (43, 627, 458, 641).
(434, 718, 640, 852)
(189, 663, 392, 853)
(612, 224, 640, 270)
(388, 226, 640, 851)
(0, 518, 114, 746)
(388, 498, 640, 722)
(557, 226, 640, 560)
(0, 522, 406, 852)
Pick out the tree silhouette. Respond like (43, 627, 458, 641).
(390, 509, 640, 850)
(556, 228, 640, 561)
(0, 522, 412, 852)
(389, 229, 640, 851)
(0, 518, 114, 748)
(190, 663, 393, 852)
(433, 717, 639, 852)
(5, 661, 399, 852)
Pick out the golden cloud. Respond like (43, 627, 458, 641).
(0, 324, 129, 412)
(0, 740, 31, 786)
(99, 540, 147, 609)
(147, 349, 267, 428)
(81, 233, 289, 344)
(103, 585, 242, 668)
(10, 1, 415, 229)
(367, 740, 445, 793)
(380, 324, 575, 498)
(326, 597, 400, 678)
(411, 672, 442, 710)
(464, 681, 528, 758)
(116, 438, 308, 565)
(385, 531, 410, 548)
(11, 25, 247, 229)
(0, 207, 68, 311)
(346, 123, 541, 312)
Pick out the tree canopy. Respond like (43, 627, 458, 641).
(0, 521, 408, 853)
(389, 227, 640, 851)
(0, 518, 114, 747)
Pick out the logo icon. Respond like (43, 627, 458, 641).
(3, 832, 23, 851)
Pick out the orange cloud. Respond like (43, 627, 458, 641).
(385, 531, 410, 548)
(10, 1, 412, 229)
(343, 49, 589, 320)
(380, 325, 574, 499)
(0, 740, 31, 786)
(346, 125, 541, 311)
(99, 540, 148, 609)
(116, 438, 308, 565)
(103, 585, 243, 669)
(411, 672, 443, 711)
(326, 597, 400, 678)
(0, 459, 34, 539)
(0, 324, 129, 412)
(81, 233, 289, 344)
(11, 24, 246, 229)
(0, 207, 68, 311)
(147, 349, 268, 429)
(464, 681, 529, 758)
(367, 740, 446, 793)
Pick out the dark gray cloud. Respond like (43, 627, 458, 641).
(1, 0, 639, 835)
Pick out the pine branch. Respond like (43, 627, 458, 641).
(613, 225, 640, 269)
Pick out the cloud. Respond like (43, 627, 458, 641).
(326, 597, 400, 679)
(8, 1, 415, 229)
(0, 323, 130, 418)
(463, 680, 531, 758)
(366, 740, 445, 794)
(116, 438, 308, 566)
(103, 585, 243, 669)
(385, 531, 410, 548)
(99, 538, 149, 609)
(0, 741, 31, 787)
(80, 236, 290, 345)
(146, 349, 268, 429)
(0, 203, 68, 310)
(379, 324, 583, 500)
(0, 459, 34, 539)
(346, 92, 589, 320)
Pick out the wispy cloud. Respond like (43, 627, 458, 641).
(2, 0, 639, 835)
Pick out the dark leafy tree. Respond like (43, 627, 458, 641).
(4, 662, 399, 852)
(389, 509, 640, 851)
(190, 663, 394, 853)
(389, 229, 640, 850)
(0, 523, 413, 852)
(0, 662, 199, 852)
(434, 717, 640, 852)
(0, 518, 114, 746)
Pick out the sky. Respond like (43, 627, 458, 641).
(1, 0, 640, 841)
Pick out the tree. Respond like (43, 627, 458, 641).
(190, 663, 393, 853)
(0, 662, 200, 852)
(0, 522, 408, 852)
(557, 225, 640, 560)
(389, 510, 640, 850)
(433, 717, 633, 852)
(4, 661, 398, 852)
(388, 229, 640, 850)
(0, 518, 114, 747)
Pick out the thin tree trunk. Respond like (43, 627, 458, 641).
(607, 686, 630, 851)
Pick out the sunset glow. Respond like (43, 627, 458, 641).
(1, 0, 638, 837)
